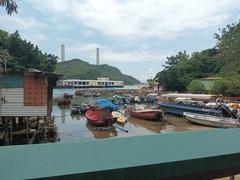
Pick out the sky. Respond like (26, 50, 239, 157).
(0, 0, 240, 82)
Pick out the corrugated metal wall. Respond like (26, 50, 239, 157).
(0, 88, 47, 117)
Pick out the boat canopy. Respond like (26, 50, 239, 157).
(161, 93, 219, 100)
(96, 98, 119, 112)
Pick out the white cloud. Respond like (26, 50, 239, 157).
(0, 15, 46, 31)
(0, 15, 47, 45)
(102, 49, 167, 63)
(68, 43, 105, 53)
(66, 42, 168, 63)
(26, 0, 70, 13)
(27, 0, 240, 39)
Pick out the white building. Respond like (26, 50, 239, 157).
(57, 77, 124, 88)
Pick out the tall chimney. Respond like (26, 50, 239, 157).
(96, 47, 100, 65)
(61, 44, 65, 62)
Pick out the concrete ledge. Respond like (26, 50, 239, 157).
(1, 128, 240, 180)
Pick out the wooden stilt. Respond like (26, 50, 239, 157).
(44, 117, 47, 143)
(26, 117, 29, 144)
(9, 118, 12, 145)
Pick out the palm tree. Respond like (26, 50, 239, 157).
(0, 0, 18, 15)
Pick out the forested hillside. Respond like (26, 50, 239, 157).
(155, 20, 240, 95)
(56, 59, 140, 85)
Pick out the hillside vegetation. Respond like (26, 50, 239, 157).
(56, 59, 140, 85)
(155, 20, 240, 95)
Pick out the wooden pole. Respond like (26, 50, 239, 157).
(9, 118, 12, 145)
(26, 117, 29, 144)
(4, 58, 7, 73)
(44, 117, 47, 143)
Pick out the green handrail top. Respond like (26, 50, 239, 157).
(1, 128, 240, 180)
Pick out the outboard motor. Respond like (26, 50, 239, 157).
(218, 104, 236, 119)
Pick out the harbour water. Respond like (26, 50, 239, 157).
(53, 88, 213, 143)
(53, 85, 144, 98)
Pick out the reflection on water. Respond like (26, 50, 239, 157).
(86, 123, 118, 139)
(53, 90, 209, 143)
(53, 104, 184, 143)
(127, 117, 166, 133)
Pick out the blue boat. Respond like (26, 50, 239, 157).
(159, 102, 222, 116)
(96, 98, 119, 112)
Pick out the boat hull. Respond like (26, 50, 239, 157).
(128, 108, 163, 121)
(85, 109, 114, 127)
(183, 112, 239, 128)
(112, 111, 125, 124)
(159, 102, 221, 116)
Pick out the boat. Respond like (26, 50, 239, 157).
(159, 102, 222, 116)
(183, 112, 240, 128)
(85, 108, 115, 127)
(112, 111, 125, 124)
(96, 98, 119, 112)
(127, 107, 164, 121)
(70, 104, 85, 114)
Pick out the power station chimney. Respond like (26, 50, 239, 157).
(96, 47, 100, 65)
(61, 44, 65, 62)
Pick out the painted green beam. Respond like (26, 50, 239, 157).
(1, 129, 240, 180)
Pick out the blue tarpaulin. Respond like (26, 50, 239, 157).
(96, 98, 119, 112)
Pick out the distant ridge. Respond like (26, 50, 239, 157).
(55, 59, 140, 85)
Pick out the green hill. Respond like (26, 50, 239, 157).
(56, 59, 140, 85)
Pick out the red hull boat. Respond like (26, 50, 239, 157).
(85, 108, 114, 127)
(127, 107, 164, 121)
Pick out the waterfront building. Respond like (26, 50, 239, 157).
(57, 77, 124, 88)
(0, 69, 60, 144)
(0, 70, 59, 117)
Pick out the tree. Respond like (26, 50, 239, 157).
(212, 75, 240, 96)
(154, 51, 191, 91)
(214, 21, 240, 74)
(154, 20, 240, 93)
(0, 0, 18, 15)
(187, 80, 205, 94)
(0, 29, 57, 72)
(163, 51, 189, 70)
(147, 79, 155, 87)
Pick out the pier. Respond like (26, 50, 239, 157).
(1, 128, 240, 179)
(56, 77, 124, 88)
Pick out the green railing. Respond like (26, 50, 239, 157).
(1, 128, 240, 180)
